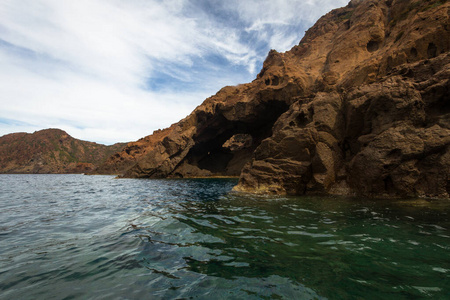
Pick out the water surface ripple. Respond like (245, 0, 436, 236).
(0, 174, 449, 299)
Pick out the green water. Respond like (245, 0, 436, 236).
(0, 175, 449, 299)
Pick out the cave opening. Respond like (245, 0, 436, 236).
(367, 40, 380, 53)
(178, 99, 290, 176)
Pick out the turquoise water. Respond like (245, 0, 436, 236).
(0, 174, 449, 299)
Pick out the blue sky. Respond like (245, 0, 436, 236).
(0, 0, 348, 144)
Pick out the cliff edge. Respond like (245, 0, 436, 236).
(106, 0, 449, 199)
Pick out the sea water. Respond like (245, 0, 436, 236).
(0, 174, 449, 299)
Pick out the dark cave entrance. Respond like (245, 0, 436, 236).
(175, 100, 290, 176)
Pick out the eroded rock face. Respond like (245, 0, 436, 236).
(117, 0, 449, 198)
(122, 67, 300, 178)
(91, 127, 175, 175)
(236, 54, 450, 198)
(223, 134, 253, 152)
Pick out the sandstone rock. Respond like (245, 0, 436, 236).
(222, 134, 253, 152)
(112, 0, 450, 199)
(91, 127, 175, 175)
(347, 124, 450, 198)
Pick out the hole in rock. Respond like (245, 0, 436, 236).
(344, 20, 350, 30)
(271, 76, 280, 86)
(384, 175, 395, 194)
(427, 43, 437, 58)
(387, 149, 401, 158)
(410, 47, 418, 58)
(367, 40, 380, 53)
(264, 76, 281, 86)
(295, 112, 309, 127)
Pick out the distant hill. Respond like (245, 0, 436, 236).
(0, 129, 126, 174)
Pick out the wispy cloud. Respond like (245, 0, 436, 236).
(0, 0, 348, 144)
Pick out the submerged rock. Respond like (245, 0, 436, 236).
(105, 0, 449, 199)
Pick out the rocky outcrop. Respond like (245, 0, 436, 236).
(118, 0, 449, 199)
(234, 0, 450, 199)
(0, 129, 125, 174)
(91, 126, 175, 175)
(121, 68, 300, 178)
(236, 55, 450, 198)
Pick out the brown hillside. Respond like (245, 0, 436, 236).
(0, 129, 125, 173)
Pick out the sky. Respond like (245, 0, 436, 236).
(0, 0, 348, 145)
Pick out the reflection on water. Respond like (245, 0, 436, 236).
(0, 174, 449, 299)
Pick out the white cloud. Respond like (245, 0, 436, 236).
(0, 0, 349, 144)
(0, 50, 205, 143)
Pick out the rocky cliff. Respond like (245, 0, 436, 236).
(0, 129, 125, 174)
(110, 0, 449, 199)
(91, 126, 175, 175)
